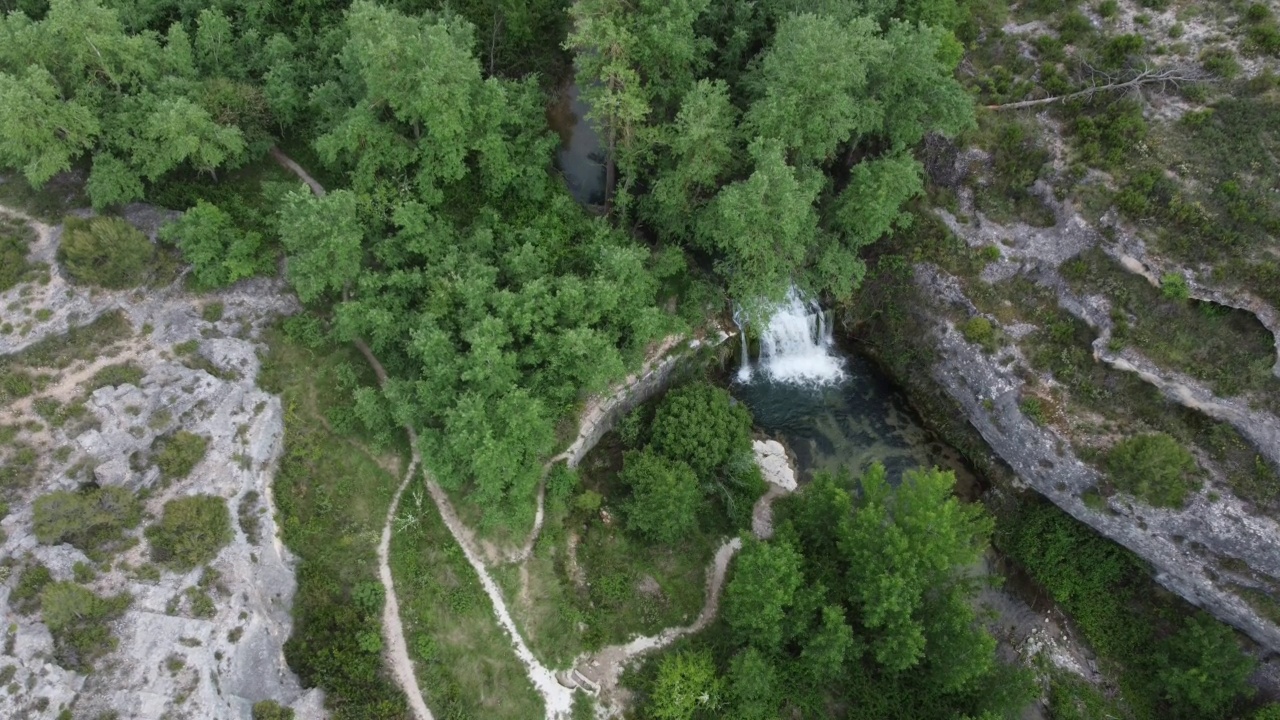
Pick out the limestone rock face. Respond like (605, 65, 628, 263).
(0, 205, 321, 719)
(752, 439, 797, 491)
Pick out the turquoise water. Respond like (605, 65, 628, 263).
(731, 353, 977, 495)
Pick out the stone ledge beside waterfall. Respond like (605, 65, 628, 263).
(916, 264, 1280, 653)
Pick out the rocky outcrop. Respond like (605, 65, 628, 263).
(917, 263, 1280, 652)
(0, 205, 318, 719)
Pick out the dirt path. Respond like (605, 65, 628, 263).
(377, 454, 434, 720)
(570, 537, 742, 700)
(269, 148, 328, 198)
(509, 334, 686, 565)
(566, 474, 794, 711)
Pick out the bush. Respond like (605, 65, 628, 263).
(33, 486, 141, 554)
(1096, 0, 1118, 18)
(1101, 35, 1145, 69)
(41, 581, 131, 670)
(252, 700, 295, 720)
(1161, 272, 1190, 301)
(1106, 433, 1198, 507)
(11, 564, 53, 614)
(620, 449, 702, 544)
(89, 361, 146, 390)
(154, 431, 209, 480)
(0, 224, 33, 292)
(145, 495, 233, 570)
(961, 316, 996, 349)
(57, 216, 154, 288)
(649, 383, 753, 478)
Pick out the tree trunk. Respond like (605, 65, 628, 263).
(604, 129, 617, 217)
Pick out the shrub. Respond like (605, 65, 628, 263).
(1246, 23, 1280, 56)
(252, 700, 295, 720)
(1160, 272, 1190, 301)
(33, 486, 141, 554)
(1101, 35, 1145, 69)
(89, 361, 146, 390)
(962, 316, 996, 349)
(11, 564, 53, 614)
(154, 431, 209, 480)
(57, 216, 154, 288)
(1106, 433, 1197, 507)
(1096, 0, 1118, 18)
(650, 382, 753, 478)
(145, 495, 233, 570)
(620, 449, 702, 544)
(0, 225, 33, 292)
(202, 302, 225, 323)
(41, 581, 131, 670)
(1246, 3, 1273, 23)
(1057, 12, 1094, 45)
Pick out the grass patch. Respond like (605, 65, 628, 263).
(263, 327, 408, 718)
(0, 309, 132, 371)
(40, 581, 131, 671)
(1106, 433, 1199, 507)
(391, 470, 546, 720)
(1062, 249, 1279, 403)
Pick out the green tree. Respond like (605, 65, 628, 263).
(160, 201, 266, 288)
(800, 604, 858, 683)
(649, 382, 753, 478)
(1157, 614, 1255, 718)
(840, 463, 993, 672)
(145, 494, 232, 570)
(724, 537, 804, 651)
(277, 189, 363, 304)
(0, 65, 98, 186)
(642, 79, 739, 241)
(1106, 433, 1198, 507)
(696, 139, 822, 304)
(726, 648, 779, 720)
(743, 14, 883, 164)
(620, 448, 701, 544)
(649, 649, 721, 720)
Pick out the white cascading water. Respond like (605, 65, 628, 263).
(737, 287, 845, 385)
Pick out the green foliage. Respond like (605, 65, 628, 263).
(1157, 614, 1254, 717)
(58, 216, 154, 289)
(89, 362, 145, 390)
(153, 431, 209, 480)
(11, 564, 53, 614)
(33, 486, 141, 554)
(1000, 501, 1256, 719)
(648, 649, 722, 720)
(252, 700, 295, 720)
(0, 218, 36, 292)
(620, 449, 702, 544)
(40, 581, 131, 671)
(961, 316, 996, 349)
(649, 382, 753, 478)
(145, 494, 232, 570)
(1106, 433, 1198, 508)
(1160, 272, 1190, 302)
(160, 201, 268, 288)
(277, 189, 362, 305)
(724, 538, 804, 651)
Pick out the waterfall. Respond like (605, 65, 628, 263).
(732, 307, 752, 382)
(737, 287, 845, 385)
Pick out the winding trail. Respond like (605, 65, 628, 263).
(269, 151, 439, 718)
(376, 453, 434, 720)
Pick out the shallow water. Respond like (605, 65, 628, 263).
(732, 352, 978, 497)
(546, 82, 605, 206)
